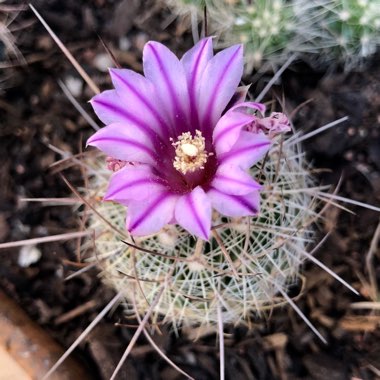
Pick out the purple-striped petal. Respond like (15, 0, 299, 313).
(175, 186, 211, 240)
(219, 131, 271, 169)
(87, 122, 157, 164)
(181, 38, 213, 127)
(90, 90, 158, 140)
(109, 69, 170, 137)
(126, 191, 178, 236)
(143, 41, 190, 131)
(213, 110, 254, 155)
(181, 37, 213, 95)
(198, 44, 243, 129)
(229, 101, 266, 114)
(224, 85, 250, 111)
(104, 165, 164, 202)
(211, 164, 262, 195)
(208, 188, 261, 217)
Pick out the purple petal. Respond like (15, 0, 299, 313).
(175, 186, 211, 240)
(229, 101, 266, 114)
(90, 90, 158, 140)
(109, 68, 170, 137)
(211, 164, 262, 196)
(181, 38, 213, 94)
(87, 122, 157, 164)
(181, 38, 213, 127)
(143, 41, 190, 131)
(208, 188, 261, 217)
(213, 110, 254, 155)
(256, 112, 291, 138)
(104, 165, 164, 202)
(198, 44, 243, 129)
(127, 191, 178, 236)
(224, 85, 250, 111)
(218, 131, 271, 169)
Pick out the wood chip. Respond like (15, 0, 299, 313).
(263, 333, 288, 351)
(0, 345, 31, 380)
(0, 290, 90, 380)
(339, 315, 380, 332)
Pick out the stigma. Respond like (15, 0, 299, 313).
(172, 130, 211, 174)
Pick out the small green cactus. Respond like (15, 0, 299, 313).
(167, 0, 301, 71)
(165, 0, 380, 71)
(295, 0, 380, 69)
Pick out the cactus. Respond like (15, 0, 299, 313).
(0, 4, 25, 65)
(165, 0, 380, 71)
(84, 129, 318, 328)
(295, 0, 380, 70)
(81, 38, 319, 330)
(166, 0, 302, 71)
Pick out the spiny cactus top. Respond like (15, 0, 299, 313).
(87, 38, 274, 240)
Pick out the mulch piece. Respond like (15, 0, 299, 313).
(0, 289, 91, 379)
(1, 1, 379, 379)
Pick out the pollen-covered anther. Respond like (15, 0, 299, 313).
(172, 130, 211, 174)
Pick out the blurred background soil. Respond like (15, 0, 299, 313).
(0, 1, 379, 379)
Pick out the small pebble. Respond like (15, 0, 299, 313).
(64, 76, 83, 97)
(119, 36, 131, 51)
(134, 33, 149, 52)
(93, 53, 113, 72)
(18, 245, 42, 268)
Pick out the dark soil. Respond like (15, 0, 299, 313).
(1, 1, 379, 379)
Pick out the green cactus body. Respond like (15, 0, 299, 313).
(295, 0, 380, 69)
(167, 0, 298, 70)
(166, 0, 380, 71)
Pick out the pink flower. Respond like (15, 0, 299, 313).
(249, 112, 291, 138)
(106, 156, 128, 172)
(87, 39, 271, 240)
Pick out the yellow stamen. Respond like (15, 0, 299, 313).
(172, 130, 210, 174)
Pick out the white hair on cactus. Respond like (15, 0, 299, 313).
(294, 0, 380, 70)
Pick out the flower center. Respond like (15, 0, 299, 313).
(171, 130, 211, 175)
